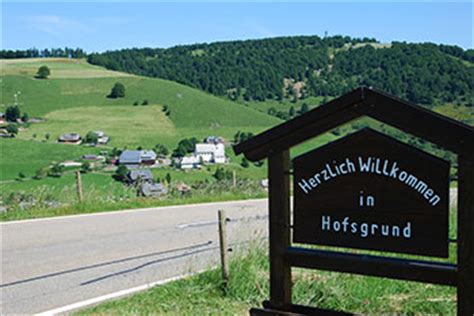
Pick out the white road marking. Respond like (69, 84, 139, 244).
(35, 270, 207, 316)
(177, 220, 217, 229)
(1, 198, 266, 226)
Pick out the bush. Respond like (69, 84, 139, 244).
(108, 82, 125, 98)
(81, 162, 92, 173)
(113, 165, 129, 182)
(142, 100, 149, 105)
(5, 105, 21, 122)
(241, 158, 250, 168)
(213, 167, 232, 181)
(154, 143, 169, 156)
(36, 65, 50, 79)
(34, 167, 48, 180)
(84, 131, 99, 144)
(48, 163, 64, 178)
(6, 124, 18, 137)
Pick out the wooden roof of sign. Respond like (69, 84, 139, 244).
(233, 87, 474, 161)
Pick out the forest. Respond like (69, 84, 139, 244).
(83, 35, 473, 106)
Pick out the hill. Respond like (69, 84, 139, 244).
(1, 58, 280, 147)
(87, 35, 473, 106)
(0, 58, 284, 182)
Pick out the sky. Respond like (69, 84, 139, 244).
(2, 1, 472, 52)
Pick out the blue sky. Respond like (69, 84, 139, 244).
(2, 1, 472, 52)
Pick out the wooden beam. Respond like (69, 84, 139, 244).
(250, 301, 356, 315)
(268, 150, 292, 307)
(234, 88, 365, 161)
(364, 89, 474, 155)
(457, 154, 474, 315)
(233, 87, 474, 161)
(285, 247, 457, 286)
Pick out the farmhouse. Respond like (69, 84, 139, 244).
(127, 169, 154, 183)
(93, 131, 110, 145)
(82, 154, 103, 161)
(140, 182, 168, 197)
(195, 143, 226, 163)
(58, 133, 82, 144)
(119, 150, 157, 166)
(178, 156, 201, 169)
(204, 136, 225, 144)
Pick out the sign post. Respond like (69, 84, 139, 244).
(234, 87, 474, 315)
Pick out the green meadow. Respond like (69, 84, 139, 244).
(0, 58, 286, 219)
(1, 57, 463, 221)
(0, 138, 101, 180)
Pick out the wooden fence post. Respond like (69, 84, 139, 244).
(232, 170, 237, 188)
(218, 209, 230, 288)
(75, 171, 84, 203)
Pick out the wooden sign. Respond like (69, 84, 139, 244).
(236, 87, 473, 315)
(293, 128, 450, 257)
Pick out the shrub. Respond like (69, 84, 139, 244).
(6, 124, 18, 137)
(108, 82, 125, 98)
(36, 65, 50, 79)
(113, 165, 129, 182)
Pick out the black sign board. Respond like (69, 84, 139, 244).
(235, 87, 473, 315)
(293, 128, 450, 257)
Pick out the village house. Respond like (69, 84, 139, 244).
(178, 156, 201, 169)
(124, 169, 167, 197)
(118, 150, 157, 166)
(204, 136, 225, 144)
(140, 182, 168, 197)
(93, 131, 110, 145)
(176, 141, 227, 169)
(195, 143, 226, 163)
(58, 133, 82, 144)
(127, 169, 154, 183)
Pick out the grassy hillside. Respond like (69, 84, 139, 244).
(1, 57, 281, 161)
(0, 58, 280, 127)
(0, 139, 101, 180)
(0, 58, 284, 206)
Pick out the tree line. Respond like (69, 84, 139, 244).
(2, 36, 473, 106)
(0, 47, 86, 59)
(86, 36, 473, 106)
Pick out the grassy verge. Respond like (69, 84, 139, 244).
(77, 243, 456, 315)
(0, 180, 267, 221)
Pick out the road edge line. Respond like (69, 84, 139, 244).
(35, 269, 207, 316)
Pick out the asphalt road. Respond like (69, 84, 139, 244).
(0, 199, 269, 315)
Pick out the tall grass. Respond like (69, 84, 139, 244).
(77, 241, 456, 315)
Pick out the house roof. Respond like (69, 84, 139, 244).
(119, 150, 157, 164)
(59, 133, 81, 141)
(181, 156, 200, 164)
(141, 182, 167, 196)
(119, 150, 142, 164)
(233, 87, 474, 161)
(128, 169, 153, 181)
(141, 150, 157, 160)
